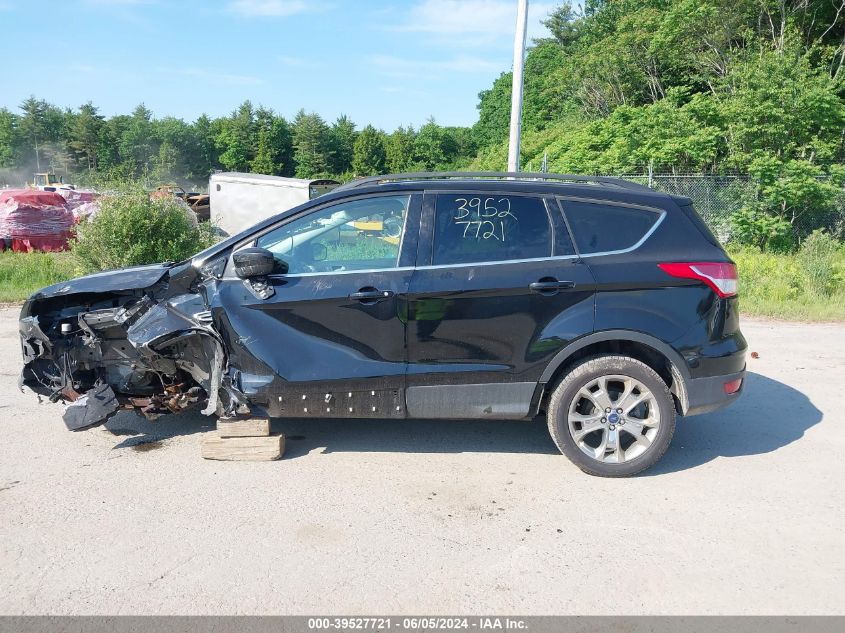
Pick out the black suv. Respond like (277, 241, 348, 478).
(19, 172, 746, 476)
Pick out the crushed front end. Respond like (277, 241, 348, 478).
(18, 262, 230, 431)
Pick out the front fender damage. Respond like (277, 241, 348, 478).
(126, 295, 226, 417)
(19, 284, 236, 431)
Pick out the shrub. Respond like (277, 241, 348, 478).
(729, 207, 794, 252)
(797, 230, 843, 296)
(71, 189, 217, 273)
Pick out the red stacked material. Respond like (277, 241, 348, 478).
(61, 189, 97, 212)
(0, 189, 75, 252)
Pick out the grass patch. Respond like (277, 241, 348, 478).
(0, 251, 81, 303)
(729, 244, 845, 321)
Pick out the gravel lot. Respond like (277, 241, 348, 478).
(0, 306, 842, 615)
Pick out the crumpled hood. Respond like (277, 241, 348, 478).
(26, 263, 173, 303)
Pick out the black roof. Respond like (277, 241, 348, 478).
(333, 171, 652, 193)
(326, 171, 685, 207)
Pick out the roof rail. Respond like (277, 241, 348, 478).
(332, 171, 654, 193)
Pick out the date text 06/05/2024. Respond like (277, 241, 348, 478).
(306, 617, 528, 630)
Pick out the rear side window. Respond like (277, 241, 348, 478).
(432, 194, 552, 265)
(561, 200, 661, 254)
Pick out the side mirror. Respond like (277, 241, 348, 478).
(233, 247, 285, 279)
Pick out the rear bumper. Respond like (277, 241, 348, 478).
(683, 368, 746, 416)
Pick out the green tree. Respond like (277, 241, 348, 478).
(385, 125, 417, 172)
(351, 125, 386, 176)
(216, 101, 255, 172)
(119, 104, 156, 177)
(67, 102, 104, 171)
(151, 140, 179, 183)
(413, 118, 457, 170)
(270, 115, 294, 176)
(190, 114, 219, 180)
(327, 114, 357, 174)
(250, 126, 275, 175)
(292, 109, 332, 178)
(473, 73, 512, 148)
(250, 107, 293, 176)
(0, 108, 20, 169)
(543, 2, 583, 48)
(18, 97, 50, 170)
(95, 115, 127, 172)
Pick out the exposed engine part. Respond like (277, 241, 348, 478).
(127, 383, 204, 420)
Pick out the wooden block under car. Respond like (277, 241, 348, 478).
(201, 432, 285, 461)
(217, 418, 270, 437)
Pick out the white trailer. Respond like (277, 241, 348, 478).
(209, 172, 339, 236)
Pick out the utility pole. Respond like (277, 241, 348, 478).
(507, 0, 529, 173)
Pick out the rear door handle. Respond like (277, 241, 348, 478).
(349, 288, 394, 303)
(529, 278, 576, 295)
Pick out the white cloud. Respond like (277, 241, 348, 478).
(227, 0, 330, 17)
(396, 0, 554, 43)
(371, 54, 500, 79)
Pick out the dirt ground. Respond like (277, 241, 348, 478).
(0, 307, 842, 615)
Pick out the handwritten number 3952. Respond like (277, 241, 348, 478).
(453, 197, 516, 242)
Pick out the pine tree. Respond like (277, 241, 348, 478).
(292, 110, 332, 178)
(250, 126, 276, 175)
(68, 103, 104, 170)
(119, 104, 156, 177)
(216, 101, 255, 172)
(327, 114, 356, 174)
(0, 108, 20, 169)
(18, 96, 48, 171)
(414, 117, 454, 170)
(385, 125, 417, 173)
(352, 125, 386, 176)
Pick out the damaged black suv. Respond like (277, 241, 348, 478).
(19, 172, 746, 476)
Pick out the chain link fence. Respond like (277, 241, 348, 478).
(614, 174, 845, 244)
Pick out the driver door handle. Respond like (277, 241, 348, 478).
(529, 278, 576, 295)
(349, 288, 394, 303)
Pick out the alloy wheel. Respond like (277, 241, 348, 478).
(566, 374, 661, 464)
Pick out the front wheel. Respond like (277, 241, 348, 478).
(547, 355, 676, 477)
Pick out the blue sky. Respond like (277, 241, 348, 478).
(0, 0, 556, 130)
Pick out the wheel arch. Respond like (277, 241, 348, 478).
(535, 330, 690, 415)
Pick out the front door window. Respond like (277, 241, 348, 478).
(255, 195, 411, 274)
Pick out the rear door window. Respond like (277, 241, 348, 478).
(432, 194, 552, 265)
(560, 200, 662, 255)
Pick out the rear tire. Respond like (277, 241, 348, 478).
(547, 355, 676, 477)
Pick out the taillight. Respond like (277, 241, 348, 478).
(658, 262, 738, 298)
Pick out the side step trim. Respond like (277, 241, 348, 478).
(405, 382, 535, 419)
